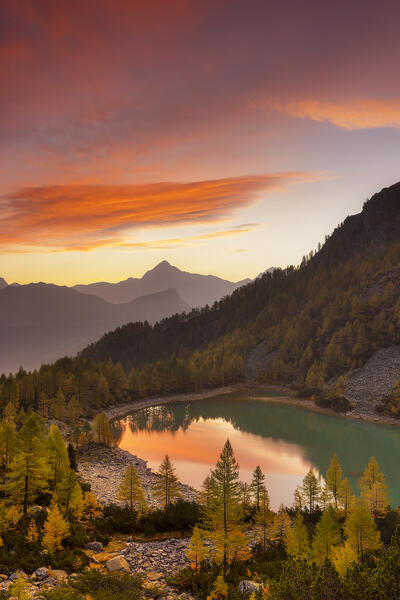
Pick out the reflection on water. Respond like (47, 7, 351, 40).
(114, 395, 400, 509)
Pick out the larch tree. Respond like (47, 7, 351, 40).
(67, 396, 82, 426)
(326, 453, 343, 509)
(293, 487, 303, 511)
(42, 500, 70, 552)
(0, 421, 16, 469)
(332, 542, 357, 577)
(301, 470, 321, 513)
(270, 506, 291, 543)
(284, 512, 310, 560)
(26, 518, 39, 544)
(186, 526, 207, 574)
(344, 503, 381, 561)
(92, 411, 114, 447)
(207, 574, 228, 600)
(82, 491, 103, 526)
(239, 481, 251, 519)
(6, 433, 49, 513)
(255, 486, 271, 551)
(47, 425, 70, 488)
(118, 464, 148, 514)
(359, 456, 389, 515)
(57, 469, 83, 517)
(312, 506, 340, 564)
(250, 465, 265, 511)
(51, 389, 65, 420)
(207, 439, 243, 580)
(200, 474, 213, 509)
(338, 477, 353, 518)
(319, 485, 333, 510)
(154, 454, 181, 508)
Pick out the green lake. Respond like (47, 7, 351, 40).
(114, 393, 400, 509)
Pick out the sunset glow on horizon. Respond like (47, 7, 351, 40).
(2, 0, 400, 284)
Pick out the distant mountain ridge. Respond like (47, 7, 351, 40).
(73, 260, 251, 306)
(0, 284, 189, 373)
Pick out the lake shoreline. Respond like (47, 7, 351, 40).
(106, 383, 400, 428)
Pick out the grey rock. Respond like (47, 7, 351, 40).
(105, 556, 130, 573)
(238, 580, 262, 595)
(84, 541, 103, 552)
(35, 567, 50, 579)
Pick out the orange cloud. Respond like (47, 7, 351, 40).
(0, 173, 321, 251)
(269, 98, 400, 130)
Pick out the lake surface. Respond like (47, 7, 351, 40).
(114, 393, 400, 509)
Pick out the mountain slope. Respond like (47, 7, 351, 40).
(0, 285, 189, 373)
(74, 260, 251, 306)
(80, 182, 400, 399)
(0, 278, 7, 290)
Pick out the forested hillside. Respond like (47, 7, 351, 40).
(2, 182, 400, 414)
(80, 183, 400, 391)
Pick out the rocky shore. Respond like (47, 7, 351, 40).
(78, 445, 198, 507)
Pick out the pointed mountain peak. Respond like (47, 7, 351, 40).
(143, 260, 178, 277)
(154, 260, 173, 270)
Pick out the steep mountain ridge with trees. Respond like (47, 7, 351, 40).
(77, 182, 400, 405)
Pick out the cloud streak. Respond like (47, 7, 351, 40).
(0, 173, 320, 251)
(265, 98, 400, 130)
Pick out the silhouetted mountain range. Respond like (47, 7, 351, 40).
(0, 284, 189, 373)
(73, 260, 251, 306)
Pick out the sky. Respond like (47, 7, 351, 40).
(1, 0, 400, 285)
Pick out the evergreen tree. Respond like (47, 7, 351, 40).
(118, 464, 147, 513)
(67, 443, 78, 470)
(326, 453, 343, 509)
(250, 465, 265, 510)
(154, 455, 181, 508)
(371, 524, 400, 599)
(312, 558, 343, 600)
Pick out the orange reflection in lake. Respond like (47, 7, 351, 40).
(118, 416, 313, 509)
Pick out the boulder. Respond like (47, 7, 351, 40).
(84, 541, 103, 552)
(105, 556, 130, 573)
(238, 580, 262, 595)
(35, 567, 49, 580)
